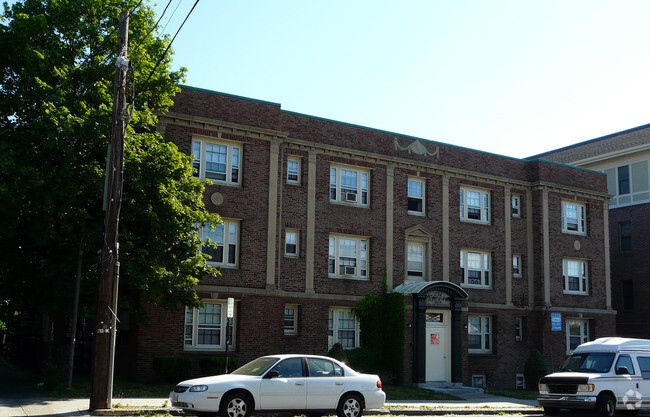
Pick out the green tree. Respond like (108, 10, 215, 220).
(0, 0, 219, 339)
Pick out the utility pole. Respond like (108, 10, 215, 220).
(90, 11, 129, 411)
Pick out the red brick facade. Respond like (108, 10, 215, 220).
(126, 86, 615, 389)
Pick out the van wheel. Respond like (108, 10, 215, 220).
(595, 393, 616, 417)
(543, 406, 560, 415)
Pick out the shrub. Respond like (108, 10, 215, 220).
(199, 356, 239, 376)
(153, 356, 192, 383)
(41, 362, 64, 389)
(327, 343, 348, 363)
(524, 350, 547, 389)
(346, 348, 379, 373)
(354, 272, 405, 382)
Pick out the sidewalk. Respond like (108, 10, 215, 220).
(0, 358, 542, 416)
(0, 391, 543, 416)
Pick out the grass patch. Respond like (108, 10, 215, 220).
(485, 389, 539, 400)
(383, 385, 462, 401)
(35, 373, 173, 398)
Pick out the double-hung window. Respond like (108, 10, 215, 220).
(328, 308, 360, 350)
(328, 235, 368, 279)
(619, 221, 632, 252)
(408, 178, 425, 215)
(200, 220, 239, 267)
(460, 250, 491, 288)
(407, 242, 425, 281)
(512, 195, 521, 217)
(512, 254, 522, 278)
(561, 201, 586, 234)
(284, 305, 298, 335)
(285, 229, 299, 257)
(287, 157, 300, 184)
(460, 187, 490, 223)
(468, 315, 492, 353)
(563, 258, 588, 295)
(566, 319, 589, 353)
(192, 138, 241, 185)
(185, 302, 232, 350)
(330, 165, 369, 206)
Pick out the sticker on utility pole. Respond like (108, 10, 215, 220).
(227, 297, 234, 319)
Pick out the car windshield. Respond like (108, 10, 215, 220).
(230, 356, 280, 376)
(560, 352, 615, 373)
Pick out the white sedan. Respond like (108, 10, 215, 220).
(170, 354, 386, 417)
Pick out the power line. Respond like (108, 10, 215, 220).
(132, 0, 200, 104)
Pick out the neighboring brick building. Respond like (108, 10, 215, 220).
(532, 123, 650, 341)
(127, 85, 615, 389)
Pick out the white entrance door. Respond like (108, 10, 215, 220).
(425, 310, 450, 382)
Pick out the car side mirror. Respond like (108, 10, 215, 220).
(264, 370, 280, 379)
(616, 366, 630, 375)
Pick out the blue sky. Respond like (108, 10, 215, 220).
(152, 0, 650, 159)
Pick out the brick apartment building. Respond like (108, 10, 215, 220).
(533, 124, 650, 341)
(126, 85, 615, 389)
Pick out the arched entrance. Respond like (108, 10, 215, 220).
(394, 281, 468, 386)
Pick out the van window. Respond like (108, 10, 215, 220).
(615, 355, 635, 375)
(638, 357, 650, 379)
(560, 352, 615, 373)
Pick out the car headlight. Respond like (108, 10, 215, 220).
(189, 385, 208, 392)
(538, 383, 548, 393)
(577, 384, 595, 392)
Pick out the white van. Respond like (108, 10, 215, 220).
(538, 337, 650, 417)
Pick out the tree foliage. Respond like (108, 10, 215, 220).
(354, 274, 406, 381)
(0, 0, 220, 332)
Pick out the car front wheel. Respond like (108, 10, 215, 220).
(337, 394, 364, 417)
(220, 392, 252, 417)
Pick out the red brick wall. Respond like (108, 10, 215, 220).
(129, 86, 615, 388)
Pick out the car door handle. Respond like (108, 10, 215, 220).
(335, 382, 344, 386)
(295, 382, 304, 386)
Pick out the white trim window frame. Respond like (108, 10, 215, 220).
(287, 156, 301, 185)
(566, 319, 589, 353)
(460, 250, 491, 288)
(330, 165, 369, 206)
(468, 315, 492, 353)
(512, 195, 521, 218)
(460, 187, 490, 224)
(192, 138, 241, 185)
(284, 305, 298, 335)
(515, 317, 523, 341)
(407, 177, 425, 215)
(617, 165, 630, 196)
(285, 229, 299, 257)
(328, 234, 368, 279)
(328, 308, 360, 350)
(184, 301, 233, 351)
(200, 220, 240, 267)
(563, 258, 588, 295)
(512, 254, 522, 278)
(561, 201, 586, 235)
(472, 375, 486, 388)
(516, 373, 526, 389)
(407, 241, 425, 281)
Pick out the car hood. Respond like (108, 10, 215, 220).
(177, 374, 259, 387)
